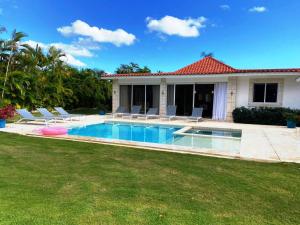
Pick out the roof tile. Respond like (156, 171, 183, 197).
(174, 56, 237, 74)
(102, 56, 300, 78)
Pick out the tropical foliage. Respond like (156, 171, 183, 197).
(0, 28, 112, 111)
(115, 62, 151, 74)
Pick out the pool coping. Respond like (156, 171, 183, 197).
(2, 115, 299, 163)
(25, 132, 280, 163)
(68, 120, 242, 152)
(28, 120, 272, 163)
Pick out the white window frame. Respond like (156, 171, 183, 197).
(248, 78, 283, 107)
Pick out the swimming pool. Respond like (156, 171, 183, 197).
(68, 122, 180, 144)
(68, 122, 241, 153)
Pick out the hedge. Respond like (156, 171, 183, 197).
(232, 107, 300, 126)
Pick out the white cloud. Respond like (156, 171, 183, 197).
(23, 40, 48, 49)
(57, 20, 136, 46)
(23, 40, 88, 67)
(146, 15, 207, 37)
(51, 43, 93, 57)
(249, 6, 267, 13)
(220, 5, 230, 10)
(61, 54, 86, 67)
(76, 37, 100, 50)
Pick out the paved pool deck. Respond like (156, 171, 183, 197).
(1, 115, 300, 163)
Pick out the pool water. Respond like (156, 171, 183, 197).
(68, 122, 241, 152)
(185, 128, 242, 138)
(68, 123, 180, 144)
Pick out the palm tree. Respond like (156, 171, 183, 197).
(115, 62, 151, 74)
(201, 51, 214, 58)
(1, 29, 27, 99)
(46, 46, 73, 106)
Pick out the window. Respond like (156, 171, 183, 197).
(253, 83, 278, 103)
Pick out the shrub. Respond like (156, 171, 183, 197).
(0, 105, 15, 120)
(232, 107, 300, 126)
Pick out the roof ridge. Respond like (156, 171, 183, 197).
(102, 56, 300, 78)
(174, 56, 237, 74)
(205, 56, 236, 70)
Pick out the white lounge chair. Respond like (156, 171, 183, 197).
(37, 108, 66, 121)
(138, 107, 159, 120)
(160, 105, 177, 121)
(187, 107, 203, 122)
(54, 107, 84, 120)
(122, 105, 142, 119)
(16, 109, 55, 125)
(112, 106, 127, 118)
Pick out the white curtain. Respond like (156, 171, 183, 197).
(213, 83, 227, 120)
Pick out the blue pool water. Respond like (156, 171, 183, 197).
(68, 122, 241, 152)
(68, 122, 181, 144)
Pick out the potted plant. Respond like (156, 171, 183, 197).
(0, 105, 15, 128)
(284, 112, 298, 128)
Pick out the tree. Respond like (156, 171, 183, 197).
(0, 27, 112, 110)
(201, 51, 214, 58)
(1, 29, 27, 99)
(115, 62, 151, 74)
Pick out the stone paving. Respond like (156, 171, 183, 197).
(2, 115, 300, 163)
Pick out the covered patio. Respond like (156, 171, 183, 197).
(117, 82, 228, 120)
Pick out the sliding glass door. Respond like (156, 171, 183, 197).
(166, 84, 215, 117)
(146, 85, 160, 112)
(119, 85, 132, 113)
(120, 85, 160, 114)
(194, 84, 214, 118)
(167, 85, 175, 106)
(132, 85, 146, 113)
(175, 85, 193, 116)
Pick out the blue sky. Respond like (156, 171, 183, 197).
(1, 0, 300, 72)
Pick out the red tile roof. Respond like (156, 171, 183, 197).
(102, 56, 300, 78)
(174, 56, 237, 74)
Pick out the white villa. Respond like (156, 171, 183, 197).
(102, 56, 300, 121)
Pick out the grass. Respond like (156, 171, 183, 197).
(0, 132, 299, 225)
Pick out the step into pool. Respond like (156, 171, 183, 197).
(68, 122, 241, 153)
(184, 128, 242, 138)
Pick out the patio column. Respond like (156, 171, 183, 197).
(159, 78, 167, 116)
(226, 77, 237, 121)
(112, 79, 119, 113)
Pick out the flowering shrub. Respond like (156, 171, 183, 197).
(0, 105, 15, 120)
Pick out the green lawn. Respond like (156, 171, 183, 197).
(0, 132, 299, 225)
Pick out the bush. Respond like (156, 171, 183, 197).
(232, 107, 300, 126)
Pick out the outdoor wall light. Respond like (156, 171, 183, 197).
(162, 90, 165, 95)
(113, 90, 116, 95)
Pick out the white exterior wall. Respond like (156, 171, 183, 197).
(112, 73, 300, 115)
(282, 76, 300, 109)
(236, 75, 300, 109)
(236, 77, 250, 107)
(112, 80, 119, 113)
(160, 79, 167, 116)
(226, 77, 237, 121)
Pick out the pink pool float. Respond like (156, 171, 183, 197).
(40, 126, 68, 136)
